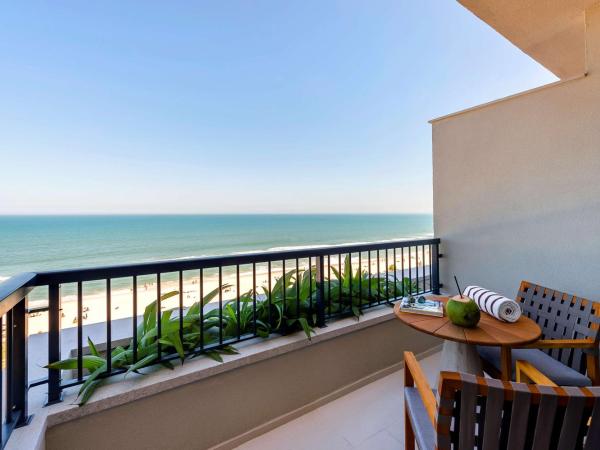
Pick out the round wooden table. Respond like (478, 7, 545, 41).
(394, 296, 542, 381)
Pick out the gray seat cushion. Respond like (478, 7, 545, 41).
(404, 387, 436, 450)
(478, 346, 592, 386)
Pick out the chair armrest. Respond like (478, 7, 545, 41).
(404, 351, 437, 427)
(521, 338, 596, 349)
(515, 360, 557, 386)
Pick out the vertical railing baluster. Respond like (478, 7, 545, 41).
(12, 297, 28, 426)
(6, 307, 13, 424)
(358, 252, 362, 309)
(385, 249, 389, 300)
(179, 271, 184, 345)
(308, 258, 313, 315)
(132, 276, 138, 364)
(327, 255, 331, 317)
(338, 254, 342, 314)
(376, 250, 381, 303)
(267, 261, 272, 332)
(252, 264, 257, 336)
(77, 282, 83, 380)
(348, 253, 352, 312)
(408, 247, 413, 296)
(432, 243, 440, 295)
(420, 246, 423, 292)
(428, 245, 432, 292)
(106, 279, 112, 374)
(416, 247, 420, 294)
(295, 259, 300, 322)
(401, 247, 405, 296)
(218, 266, 223, 345)
(157, 274, 161, 360)
(315, 255, 325, 327)
(422, 245, 426, 293)
(47, 283, 61, 404)
(368, 251, 372, 301)
(393, 248, 397, 299)
(236, 265, 241, 339)
(200, 269, 204, 350)
(282, 260, 286, 333)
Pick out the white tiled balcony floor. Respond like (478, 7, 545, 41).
(237, 351, 440, 450)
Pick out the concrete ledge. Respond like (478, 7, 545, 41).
(48, 305, 400, 427)
(9, 305, 441, 450)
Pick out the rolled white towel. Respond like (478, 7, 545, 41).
(463, 286, 522, 323)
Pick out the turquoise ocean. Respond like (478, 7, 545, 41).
(0, 214, 433, 280)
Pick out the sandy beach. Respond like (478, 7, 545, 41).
(27, 247, 431, 335)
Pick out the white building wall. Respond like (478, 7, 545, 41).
(432, 5, 600, 300)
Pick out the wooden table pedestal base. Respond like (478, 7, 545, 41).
(437, 340, 483, 386)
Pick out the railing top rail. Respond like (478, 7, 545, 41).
(0, 272, 36, 316)
(30, 237, 439, 285)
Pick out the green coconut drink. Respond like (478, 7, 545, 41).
(446, 295, 481, 328)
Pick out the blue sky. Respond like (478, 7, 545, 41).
(0, 1, 556, 214)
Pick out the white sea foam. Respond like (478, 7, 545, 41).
(126, 236, 434, 262)
(265, 235, 434, 253)
(186, 235, 435, 258)
(165, 255, 209, 261)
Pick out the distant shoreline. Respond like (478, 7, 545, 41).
(0, 212, 434, 217)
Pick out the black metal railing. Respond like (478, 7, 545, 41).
(0, 272, 35, 447)
(0, 237, 440, 447)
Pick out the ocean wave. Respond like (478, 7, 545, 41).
(130, 235, 436, 260)
(264, 236, 434, 253)
(164, 255, 209, 261)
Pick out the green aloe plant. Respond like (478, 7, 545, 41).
(220, 295, 270, 341)
(46, 287, 238, 405)
(46, 261, 421, 406)
(325, 255, 417, 318)
(266, 267, 316, 338)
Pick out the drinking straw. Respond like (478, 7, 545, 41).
(454, 275, 463, 298)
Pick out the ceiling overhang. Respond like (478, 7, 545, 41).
(458, 0, 600, 79)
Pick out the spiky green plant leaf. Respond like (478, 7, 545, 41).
(126, 353, 157, 376)
(88, 336, 100, 357)
(78, 380, 102, 406)
(205, 350, 223, 363)
(45, 355, 106, 371)
(218, 345, 240, 355)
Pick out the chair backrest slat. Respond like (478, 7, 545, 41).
(481, 378, 504, 450)
(557, 386, 587, 450)
(458, 373, 478, 449)
(584, 387, 600, 450)
(516, 281, 600, 375)
(437, 373, 600, 450)
(531, 385, 559, 450)
(506, 382, 531, 450)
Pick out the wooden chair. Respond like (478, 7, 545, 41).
(478, 281, 600, 386)
(404, 351, 600, 450)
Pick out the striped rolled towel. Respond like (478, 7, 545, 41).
(463, 286, 522, 323)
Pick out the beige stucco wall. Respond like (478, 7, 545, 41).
(45, 318, 439, 450)
(432, 5, 600, 301)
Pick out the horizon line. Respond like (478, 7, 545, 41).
(0, 211, 433, 217)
